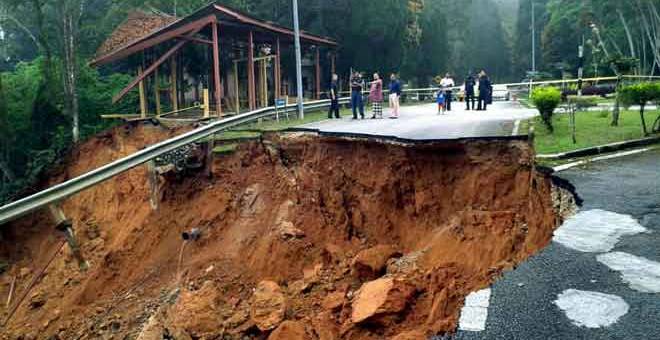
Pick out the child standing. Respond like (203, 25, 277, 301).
(436, 90, 446, 115)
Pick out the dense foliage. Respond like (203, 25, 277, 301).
(1, 0, 660, 203)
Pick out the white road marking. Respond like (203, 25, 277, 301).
(512, 119, 521, 136)
(597, 252, 660, 293)
(553, 209, 647, 252)
(458, 288, 491, 332)
(555, 289, 629, 328)
(552, 148, 652, 172)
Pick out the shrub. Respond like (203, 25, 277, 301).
(566, 96, 599, 111)
(532, 87, 562, 133)
(618, 82, 660, 136)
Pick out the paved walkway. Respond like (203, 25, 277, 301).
(300, 101, 538, 139)
(451, 149, 660, 340)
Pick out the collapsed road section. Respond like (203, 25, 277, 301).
(0, 123, 577, 339)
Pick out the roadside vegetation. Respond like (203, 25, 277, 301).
(525, 110, 658, 155)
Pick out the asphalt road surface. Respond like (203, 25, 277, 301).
(451, 148, 660, 340)
(300, 101, 538, 139)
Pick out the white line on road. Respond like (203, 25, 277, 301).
(597, 252, 660, 293)
(555, 289, 629, 329)
(458, 288, 491, 332)
(553, 209, 647, 253)
(512, 119, 521, 136)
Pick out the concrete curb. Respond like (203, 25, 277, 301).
(537, 136, 660, 160)
(552, 148, 654, 172)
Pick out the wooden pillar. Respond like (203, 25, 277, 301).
(315, 47, 321, 100)
(331, 52, 336, 74)
(260, 60, 268, 106)
(170, 56, 179, 113)
(212, 21, 222, 116)
(154, 67, 162, 115)
(203, 88, 210, 118)
(138, 66, 147, 118)
(234, 62, 240, 113)
(275, 37, 282, 99)
(247, 31, 256, 110)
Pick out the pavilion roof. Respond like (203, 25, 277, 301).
(96, 10, 178, 59)
(91, 2, 337, 67)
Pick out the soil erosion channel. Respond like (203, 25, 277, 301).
(0, 124, 576, 339)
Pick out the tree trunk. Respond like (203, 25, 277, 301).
(640, 105, 649, 136)
(0, 160, 15, 182)
(31, 0, 56, 93)
(652, 115, 660, 133)
(611, 76, 621, 126)
(618, 9, 636, 60)
(61, 0, 80, 143)
(0, 74, 12, 182)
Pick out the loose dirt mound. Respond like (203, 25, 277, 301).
(0, 127, 573, 339)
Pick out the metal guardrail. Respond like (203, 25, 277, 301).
(327, 75, 660, 97)
(0, 98, 347, 225)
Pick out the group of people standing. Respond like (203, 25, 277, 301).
(327, 69, 492, 120)
(464, 70, 493, 111)
(327, 72, 402, 120)
(437, 70, 492, 114)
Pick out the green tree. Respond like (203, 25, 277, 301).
(618, 82, 660, 136)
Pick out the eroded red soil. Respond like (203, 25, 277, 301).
(0, 125, 573, 339)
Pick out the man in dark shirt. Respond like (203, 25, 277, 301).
(328, 73, 340, 119)
(350, 72, 365, 119)
(464, 74, 476, 110)
(477, 70, 492, 111)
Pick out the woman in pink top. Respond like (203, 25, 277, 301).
(369, 73, 383, 119)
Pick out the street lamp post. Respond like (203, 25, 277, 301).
(531, 0, 536, 74)
(292, 0, 305, 119)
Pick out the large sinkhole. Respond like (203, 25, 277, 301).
(0, 124, 578, 339)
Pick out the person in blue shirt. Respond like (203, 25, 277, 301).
(388, 74, 402, 119)
(436, 90, 446, 115)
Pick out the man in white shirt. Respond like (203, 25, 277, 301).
(440, 73, 455, 111)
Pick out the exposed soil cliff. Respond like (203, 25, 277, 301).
(0, 125, 575, 339)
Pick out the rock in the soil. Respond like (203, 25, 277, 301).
(292, 263, 324, 293)
(224, 309, 250, 329)
(251, 281, 287, 331)
(278, 221, 305, 239)
(351, 278, 416, 324)
(29, 291, 47, 309)
(267, 320, 308, 340)
(351, 245, 401, 281)
(313, 314, 339, 340)
(390, 330, 428, 340)
(168, 281, 222, 337)
(322, 291, 345, 312)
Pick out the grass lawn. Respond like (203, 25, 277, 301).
(527, 110, 659, 154)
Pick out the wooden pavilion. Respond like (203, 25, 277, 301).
(91, 3, 338, 118)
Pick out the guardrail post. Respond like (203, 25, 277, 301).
(147, 160, 159, 211)
(48, 204, 88, 271)
(205, 137, 214, 178)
